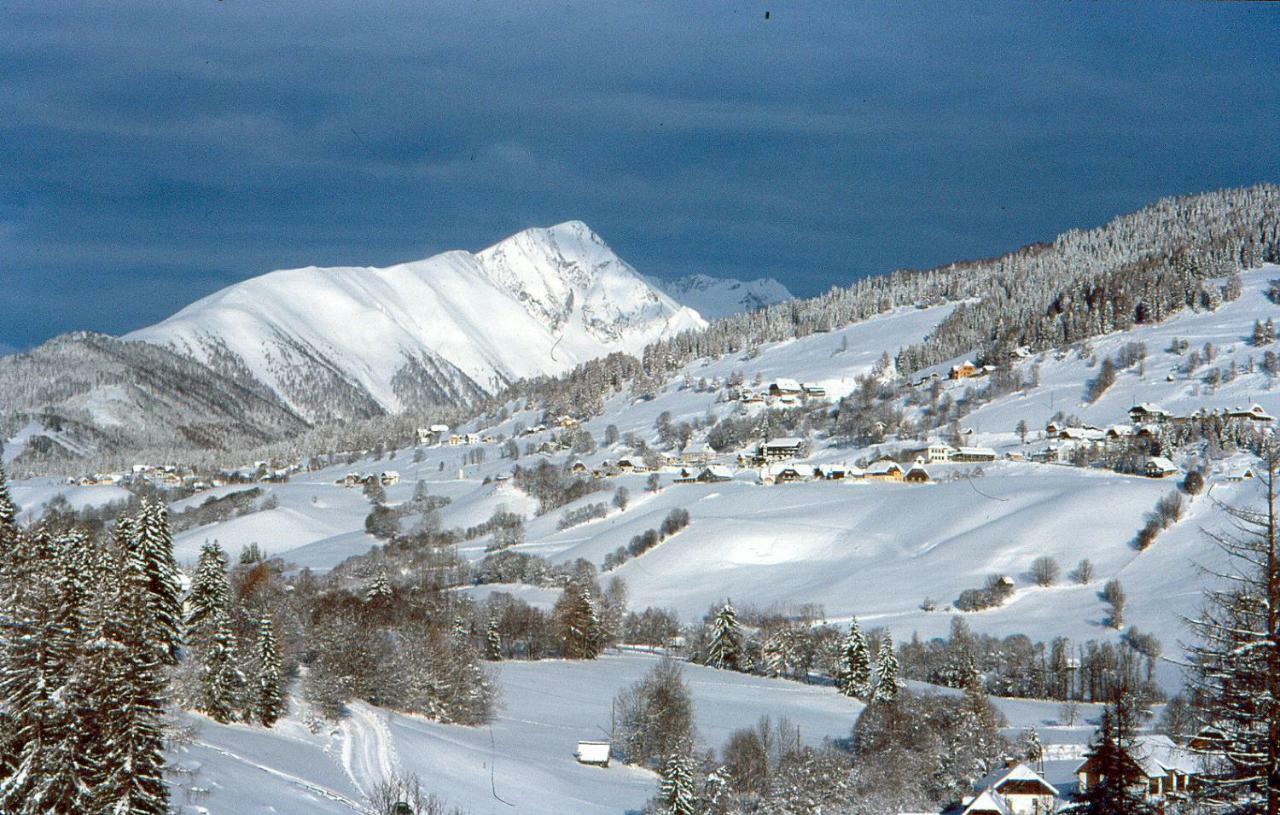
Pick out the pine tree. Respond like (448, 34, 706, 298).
(835, 617, 871, 699)
(874, 633, 900, 703)
(198, 607, 245, 723)
(0, 462, 15, 535)
(186, 540, 231, 639)
(658, 752, 698, 815)
(1187, 451, 1280, 815)
(92, 541, 170, 815)
(131, 499, 183, 665)
(554, 580, 602, 660)
(1079, 698, 1154, 815)
(253, 615, 285, 727)
(485, 615, 503, 661)
(0, 533, 87, 813)
(365, 567, 392, 605)
(707, 601, 744, 671)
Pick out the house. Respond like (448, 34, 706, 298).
(575, 741, 611, 768)
(416, 424, 450, 445)
(680, 442, 715, 466)
(1075, 734, 1201, 803)
(1224, 466, 1256, 482)
(905, 461, 931, 483)
(556, 415, 580, 429)
(952, 446, 997, 463)
(949, 360, 980, 380)
(380, 471, 400, 486)
(569, 460, 588, 474)
(865, 459, 904, 481)
(759, 437, 807, 462)
(615, 457, 644, 473)
(926, 441, 956, 463)
(817, 464, 858, 481)
(448, 434, 464, 446)
(802, 383, 827, 398)
(766, 463, 815, 484)
(672, 467, 697, 483)
(768, 378, 803, 397)
(956, 763, 1058, 815)
(1145, 456, 1178, 478)
(1129, 403, 1171, 424)
(1227, 404, 1275, 423)
(1104, 425, 1135, 440)
(696, 465, 733, 483)
(340, 473, 362, 487)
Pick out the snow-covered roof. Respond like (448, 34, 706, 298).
(763, 437, 805, 448)
(1076, 734, 1202, 779)
(682, 442, 714, 455)
(770, 378, 801, 391)
(1130, 403, 1170, 416)
(575, 741, 610, 763)
(972, 762, 1059, 798)
(1148, 456, 1177, 472)
(961, 789, 1012, 815)
(956, 446, 997, 457)
(867, 459, 903, 475)
(699, 465, 733, 479)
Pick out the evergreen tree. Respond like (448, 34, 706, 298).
(707, 601, 744, 671)
(92, 541, 171, 815)
(198, 607, 245, 723)
(1187, 451, 1280, 815)
(365, 567, 392, 605)
(1079, 699, 1154, 815)
(835, 617, 871, 699)
(0, 462, 15, 535)
(658, 752, 698, 815)
(253, 615, 285, 727)
(874, 633, 900, 703)
(132, 499, 183, 665)
(0, 533, 87, 813)
(485, 615, 503, 661)
(186, 540, 231, 640)
(554, 579, 602, 659)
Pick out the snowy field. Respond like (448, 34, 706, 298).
(172, 652, 1094, 815)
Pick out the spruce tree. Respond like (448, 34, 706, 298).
(874, 633, 900, 703)
(0, 533, 86, 813)
(1079, 699, 1154, 815)
(198, 607, 245, 723)
(659, 752, 698, 815)
(554, 580, 602, 659)
(253, 615, 285, 727)
(485, 616, 503, 661)
(707, 600, 744, 671)
(1187, 451, 1280, 815)
(131, 499, 183, 665)
(0, 462, 15, 535)
(186, 540, 231, 639)
(836, 617, 871, 699)
(92, 540, 170, 815)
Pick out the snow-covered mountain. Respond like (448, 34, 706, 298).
(645, 273, 793, 319)
(127, 221, 705, 420)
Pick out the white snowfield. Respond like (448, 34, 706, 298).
(127, 221, 705, 416)
(171, 653, 863, 815)
(644, 273, 794, 320)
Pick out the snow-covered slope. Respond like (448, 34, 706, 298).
(127, 222, 704, 419)
(645, 273, 793, 319)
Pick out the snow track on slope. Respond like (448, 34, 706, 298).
(336, 701, 403, 798)
(196, 741, 365, 811)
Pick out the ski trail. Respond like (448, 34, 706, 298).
(195, 741, 365, 811)
(336, 701, 403, 798)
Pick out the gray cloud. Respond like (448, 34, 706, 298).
(1, 0, 1278, 349)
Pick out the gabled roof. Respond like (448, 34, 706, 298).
(698, 465, 733, 479)
(1148, 456, 1177, 471)
(770, 378, 802, 391)
(974, 763, 1059, 798)
(1075, 734, 1203, 779)
(961, 790, 1012, 815)
(867, 459, 903, 475)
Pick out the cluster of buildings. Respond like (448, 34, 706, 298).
(337, 470, 401, 488)
(926, 733, 1204, 815)
(67, 459, 302, 492)
(734, 378, 828, 408)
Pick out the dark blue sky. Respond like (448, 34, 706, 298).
(2, 1, 1277, 353)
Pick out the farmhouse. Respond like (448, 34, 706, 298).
(1075, 734, 1201, 803)
(768, 378, 803, 397)
(380, 471, 400, 486)
(802, 383, 827, 398)
(765, 463, 815, 484)
(696, 465, 733, 483)
(949, 360, 980, 380)
(865, 459, 904, 481)
(816, 464, 860, 481)
(1129, 403, 1171, 423)
(615, 457, 644, 473)
(569, 460, 588, 474)
(680, 442, 715, 466)
(1145, 456, 1178, 478)
(905, 461, 931, 483)
(956, 763, 1058, 815)
(759, 437, 807, 462)
(1227, 403, 1275, 423)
